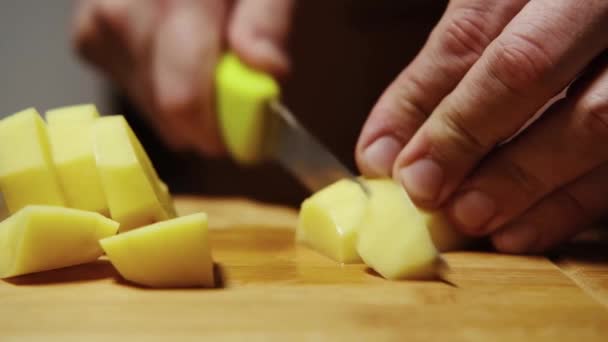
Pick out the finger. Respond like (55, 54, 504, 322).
(152, 0, 228, 156)
(71, 0, 97, 58)
(72, 0, 131, 80)
(120, 1, 190, 149)
(445, 54, 608, 235)
(394, 0, 608, 208)
(355, 0, 528, 177)
(492, 163, 608, 254)
(228, 0, 294, 76)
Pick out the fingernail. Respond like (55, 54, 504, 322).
(362, 136, 402, 176)
(399, 159, 443, 203)
(450, 190, 496, 234)
(492, 224, 538, 254)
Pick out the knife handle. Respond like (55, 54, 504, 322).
(215, 52, 280, 165)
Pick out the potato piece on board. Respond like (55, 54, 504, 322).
(94, 115, 176, 231)
(46, 104, 107, 214)
(357, 179, 441, 280)
(0, 205, 119, 278)
(100, 213, 214, 288)
(0, 108, 65, 214)
(297, 179, 368, 263)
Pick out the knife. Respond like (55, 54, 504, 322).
(215, 53, 368, 194)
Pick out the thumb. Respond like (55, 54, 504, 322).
(228, 0, 294, 76)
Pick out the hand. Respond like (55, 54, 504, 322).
(355, 0, 608, 253)
(72, 0, 293, 156)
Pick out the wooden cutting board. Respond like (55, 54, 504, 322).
(1, 196, 608, 341)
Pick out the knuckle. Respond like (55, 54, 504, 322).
(439, 7, 492, 60)
(486, 32, 554, 95)
(500, 157, 549, 200)
(435, 107, 489, 159)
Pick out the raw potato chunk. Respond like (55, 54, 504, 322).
(94, 116, 176, 231)
(100, 213, 214, 288)
(215, 53, 280, 164)
(357, 179, 440, 280)
(297, 179, 368, 263)
(46, 103, 100, 124)
(46, 104, 107, 214)
(0, 205, 119, 278)
(0, 108, 65, 214)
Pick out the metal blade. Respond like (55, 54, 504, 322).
(266, 100, 369, 194)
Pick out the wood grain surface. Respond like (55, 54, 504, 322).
(1, 196, 607, 341)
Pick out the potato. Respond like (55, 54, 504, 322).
(298, 177, 469, 279)
(356, 179, 440, 279)
(0, 108, 65, 214)
(297, 179, 368, 263)
(46, 104, 107, 214)
(100, 213, 214, 288)
(0, 205, 119, 278)
(215, 53, 280, 164)
(46, 103, 100, 123)
(93, 115, 176, 231)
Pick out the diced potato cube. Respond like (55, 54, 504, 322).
(46, 103, 100, 124)
(93, 115, 176, 231)
(297, 179, 368, 263)
(100, 213, 214, 288)
(0, 205, 119, 278)
(357, 179, 440, 280)
(215, 53, 280, 164)
(0, 108, 65, 214)
(46, 104, 107, 214)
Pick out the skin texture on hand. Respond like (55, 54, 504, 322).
(356, 0, 608, 253)
(72, 0, 293, 156)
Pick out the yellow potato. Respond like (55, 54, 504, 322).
(0, 205, 119, 278)
(100, 213, 214, 288)
(93, 115, 176, 231)
(46, 103, 100, 124)
(297, 179, 368, 263)
(357, 179, 441, 280)
(0, 108, 65, 214)
(298, 177, 469, 279)
(46, 104, 107, 214)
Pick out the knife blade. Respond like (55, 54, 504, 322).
(264, 100, 368, 194)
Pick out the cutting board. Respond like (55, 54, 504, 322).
(1, 196, 608, 341)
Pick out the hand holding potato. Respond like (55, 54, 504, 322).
(356, 0, 608, 253)
(72, 0, 293, 156)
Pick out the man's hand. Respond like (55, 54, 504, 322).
(356, 0, 608, 253)
(72, 0, 293, 156)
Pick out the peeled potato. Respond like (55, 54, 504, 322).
(298, 177, 469, 279)
(46, 104, 107, 214)
(297, 179, 368, 263)
(93, 115, 176, 231)
(46, 103, 100, 124)
(356, 179, 440, 279)
(100, 213, 214, 288)
(0, 205, 119, 278)
(0, 108, 65, 214)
